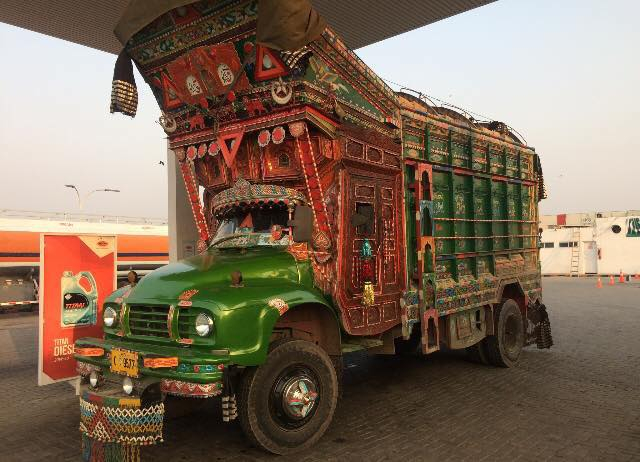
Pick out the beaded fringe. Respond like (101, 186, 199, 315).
(82, 435, 141, 462)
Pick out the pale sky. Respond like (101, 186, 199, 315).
(1, 0, 638, 219)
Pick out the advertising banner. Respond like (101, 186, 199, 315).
(627, 217, 640, 237)
(38, 234, 116, 385)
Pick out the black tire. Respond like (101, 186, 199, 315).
(485, 299, 524, 368)
(238, 339, 338, 454)
(394, 324, 421, 355)
(465, 340, 489, 365)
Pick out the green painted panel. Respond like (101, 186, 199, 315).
(507, 183, 522, 249)
(491, 181, 508, 250)
(453, 174, 473, 253)
(304, 56, 380, 117)
(404, 132, 422, 146)
(473, 177, 492, 252)
(451, 142, 470, 168)
(429, 138, 448, 164)
(506, 154, 519, 178)
(472, 146, 487, 172)
(456, 258, 474, 278)
(520, 152, 534, 180)
(521, 185, 532, 220)
(436, 259, 456, 280)
(521, 185, 535, 248)
(433, 171, 453, 255)
(477, 255, 494, 275)
(490, 149, 505, 174)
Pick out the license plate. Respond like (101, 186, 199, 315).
(110, 348, 139, 377)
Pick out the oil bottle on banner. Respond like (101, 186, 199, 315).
(61, 271, 98, 327)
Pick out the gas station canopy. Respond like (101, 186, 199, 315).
(0, 0, 494, 53)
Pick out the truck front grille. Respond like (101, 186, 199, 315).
(177, 308, 196, 339)
(128, 304, 171, 338)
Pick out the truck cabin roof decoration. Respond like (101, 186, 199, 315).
(211, 178, 306, 216)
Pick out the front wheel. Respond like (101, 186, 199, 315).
(238, 339, 338, 454)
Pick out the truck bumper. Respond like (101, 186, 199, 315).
(75, 337, 228, 398)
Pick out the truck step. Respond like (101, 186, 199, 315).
(341, 338, 384, 353)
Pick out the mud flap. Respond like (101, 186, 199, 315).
(421, 308, 440, 354)
(526, 301, 553, 349)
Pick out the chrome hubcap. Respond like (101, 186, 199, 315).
(282, 376, 318, 419)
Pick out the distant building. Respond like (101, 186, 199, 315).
(539, 210, 640, 276)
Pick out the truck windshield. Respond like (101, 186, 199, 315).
(210, 204, 290, 248)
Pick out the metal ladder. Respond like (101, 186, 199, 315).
(569, 227, 581, 276)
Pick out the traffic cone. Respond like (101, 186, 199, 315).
(596, 277, 602, 288)
(609, 275, 615, 285)
(619, 271, 625, 283)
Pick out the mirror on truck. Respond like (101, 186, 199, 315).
(288, 205, 313, 243)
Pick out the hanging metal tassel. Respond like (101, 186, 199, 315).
(360, 239, 375, 306)
(222, 367, 237, 422)
(535, 303, 553, 349)
(362, 281, 375, 306)
(110, 49, 138, 117)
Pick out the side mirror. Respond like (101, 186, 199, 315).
(288, 205, 313, 243)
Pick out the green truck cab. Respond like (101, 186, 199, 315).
(75, 0, 552, 455)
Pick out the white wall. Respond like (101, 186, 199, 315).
(540, 216, 640, 275)
(595, 216, 640, 275)
(540, 227, 595, 275)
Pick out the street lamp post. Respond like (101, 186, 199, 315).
(64, 185, 120, 211)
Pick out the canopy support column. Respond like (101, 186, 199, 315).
(167, 144, 199, 262)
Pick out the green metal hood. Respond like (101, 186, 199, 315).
(97, 245, 336, 366)
(121, 246, 304, 307)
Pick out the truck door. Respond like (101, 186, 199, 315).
(342, 171, 402, 334)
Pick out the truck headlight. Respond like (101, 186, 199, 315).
(122, 377, 134, 395)
(195, 313, 214, 337)
(103, 306, 118, 327)
(89, 371, 100, 388)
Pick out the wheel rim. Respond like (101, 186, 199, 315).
(270, 365, 320, 429)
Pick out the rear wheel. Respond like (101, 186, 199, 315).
(394, 324, 421, 354)
(238, 339, 338, 454)
(485, 299, 524, 367)
(465, 340, 489, 365)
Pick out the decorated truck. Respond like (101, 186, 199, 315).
(74, 0, 552, 459)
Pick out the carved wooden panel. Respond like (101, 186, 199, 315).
(366, 147, 382, 163)
(231, 141, 260, 182)
(346, 140, 364, 160)
(262, 139, 301, 180)
(195, 154, 228, 189)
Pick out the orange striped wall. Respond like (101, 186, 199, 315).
(0, 231, 40, 264)
(0, 231, 169, 265)
(117, 234, 169, 262)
